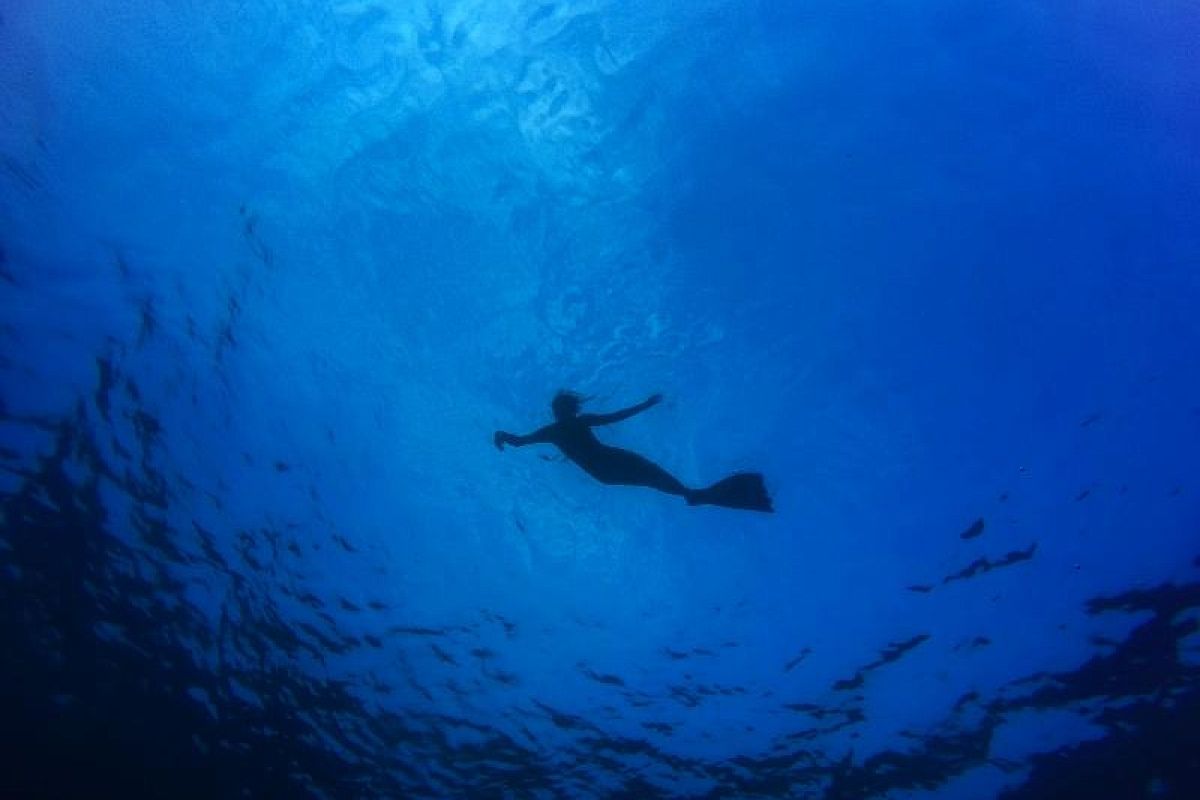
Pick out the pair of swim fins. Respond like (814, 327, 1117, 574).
(687, 472, 773, 513)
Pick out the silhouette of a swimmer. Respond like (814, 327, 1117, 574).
(494, 391, 773, 512)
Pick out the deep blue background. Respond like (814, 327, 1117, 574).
(2, 1, 1198, 797)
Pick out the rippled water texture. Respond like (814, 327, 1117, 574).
(1, 1, 1198, 797)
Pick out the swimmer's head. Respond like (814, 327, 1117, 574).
(551, 390, 584, 420)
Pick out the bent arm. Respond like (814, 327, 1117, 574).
(494, 424, 557, 450)
(581, 394, 661, 426)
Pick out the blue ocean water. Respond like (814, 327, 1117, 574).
(1, 0, 1198, 797)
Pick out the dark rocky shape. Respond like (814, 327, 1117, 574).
(942, 543, 1037, 586)
(959, 517, 985, 540)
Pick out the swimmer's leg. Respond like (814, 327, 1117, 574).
(598, 448, 693, 498)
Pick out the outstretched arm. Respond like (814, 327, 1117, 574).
(580, 394, 662, 426)
(494, 424, 557, 450)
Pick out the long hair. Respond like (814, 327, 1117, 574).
(551, 390, 585, 419)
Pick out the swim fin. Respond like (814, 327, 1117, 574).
(687, 472, 773, 513)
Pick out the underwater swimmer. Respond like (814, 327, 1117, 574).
(494, 391, 773, 512)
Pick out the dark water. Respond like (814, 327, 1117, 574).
(2, 1, 1198, 797)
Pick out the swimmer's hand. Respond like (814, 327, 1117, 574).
(494, 431, 510, 451)
(647, 393, 663, 407)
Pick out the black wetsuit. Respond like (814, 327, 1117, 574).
(494, 396, 773, 512)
